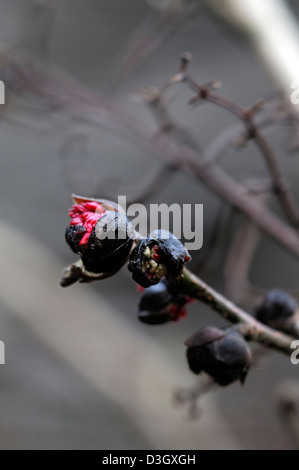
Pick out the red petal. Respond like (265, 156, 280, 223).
(79, 232, 90, 246)
(70, 217, 83, 226)
(84, 201, 100, 212)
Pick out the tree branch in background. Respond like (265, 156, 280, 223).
(106, 1, 199, 94)
(1, 47, 299, 261)
(174, 53, 299, 228)
(206, 0, 299, 114)
(204, 112, 285, 167)
(224, 214, 264, 307)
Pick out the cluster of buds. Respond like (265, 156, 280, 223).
(62, 197, 191, 288)
(62, 196, 256, 391)
(185, 327, 252, 386)
(137, 280, 193, 325)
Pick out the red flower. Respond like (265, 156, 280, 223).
(68, 201, 106, 246)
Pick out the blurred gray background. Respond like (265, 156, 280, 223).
(0, 0, 299, 450)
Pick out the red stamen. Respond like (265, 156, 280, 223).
(79, 232, 90, 246)
(70, 218, 84, 226)
(170, 304, 188, 322)
(153, 253, 161, 262)
(68, 200, 107, 246)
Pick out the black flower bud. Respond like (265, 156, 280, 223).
(63, 196, 136, 284)
(255, 289, 298, 332)
(65, 224, 86, 254)
(138, 281, 173, 324)
(137, 280, 191, 325)
(128, 230, 191, 288)
(185, 327, 251, 386)
(81, 211, 134, 274)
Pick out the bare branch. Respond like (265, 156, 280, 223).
(106, 2, 199, 93)
(175, 56, 299, 227)
(224, 214, 264, 306)
(2, 50, 299, 260)
(206, 0, 299, 115)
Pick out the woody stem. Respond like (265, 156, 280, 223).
(179, 268, 295, 356)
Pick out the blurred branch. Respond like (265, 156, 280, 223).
(60, 131, 101, 197)
(204, 112, 286, 166)
(174, 376, 216, 419)
(61, 128, 177, 203)
(224, 194, 299, 308)
(1, 49, 299, 260)
(206, 0, 299, 115)
(174, 54, 299, 227)
(194, 199, 226, 274)
(224, 214, 264, 306)
(124, 163, 177, 204)
(146, 0, 188, 17)
(133, 84, 202, 151)
(17, 0, 61, 60)
(223, 189, 274, 307)
(106, 1, 199, 93)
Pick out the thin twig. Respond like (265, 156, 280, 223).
(204, 113, 285, 166)
(175, 55, 299, 227)
(125, 163, 177, 204)
(105, 3, 199, 94)
(174, 377, 216, 419)
(194, 199, 226, 274)
(206, 0, 299, 115)
(224, 208, 265, 307)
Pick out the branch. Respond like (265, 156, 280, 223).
(105, 2, 199, 94)
(124, 163, 177, 205)
(206, 0, 299, 116)
(204, 113, 284, 166)
(2, 48, 299, 259)
(224, 213, 264, 306)
(129, 82, 299, 260)
(17, 0, 60, 60)
(175, 56, 299, 227)
(179, 268, 295, 355)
